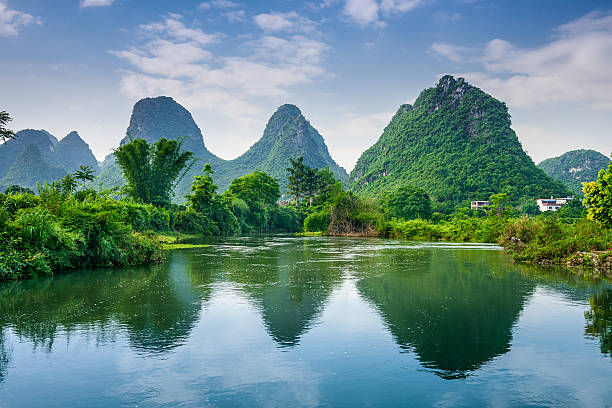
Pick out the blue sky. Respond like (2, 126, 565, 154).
(2, 0, 611, 170)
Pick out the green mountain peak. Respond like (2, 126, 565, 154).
(350, 75, 569, 211)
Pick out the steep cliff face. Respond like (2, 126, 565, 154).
(55, 131, 99, 173)
(96, 96, 223, 199)
(538, 149, 611, 194)
(350, 75, 569, 210)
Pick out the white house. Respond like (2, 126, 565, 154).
(536, 196, 574, 212)
(470, 201, 489, 210)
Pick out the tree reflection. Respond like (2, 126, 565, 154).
(0, 250, 209, 354)
(585, 289, 612, 357)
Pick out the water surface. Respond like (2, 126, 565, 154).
(1, 236, 610, 407)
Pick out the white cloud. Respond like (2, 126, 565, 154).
(198, 0, 239, 10)
(430, 10, 612, 109)
(343, 0, 380, 26)
(140, 14, 218, 45)
(430, 42, 471, 62)
(223, 10, 246, 23)
(111, 13, 330, 147)
(342, 0, 425, 27)
(380, 0, 423, 14)
(0, 1, 41, 36)
(253, 11, 318, 33)
(80, 0, 115, 8)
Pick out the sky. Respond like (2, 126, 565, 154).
(1, 0, 611, 171)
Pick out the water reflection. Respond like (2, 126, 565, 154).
(209, 237, 344, 347)
(355, 247, 535, 378)
(585, 289, 612, 357)
(0, 251, 208, 354)
(0, 235, 610, 403)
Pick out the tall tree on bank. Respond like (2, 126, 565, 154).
(0, 111, 16, 142)
(287, 156, 338, 206)
(114, 137, 193, 206)
(583, 155, 612, 227)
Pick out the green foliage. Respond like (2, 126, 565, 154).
(114, 137, 193, 207)
(380, 185, 432, 220)
(583, 156, 612, 228)
(500, 216, 612, 262)
(0, 187, 165, 282)
(350, 76, 570, 211)
(326, 183, 381, 235)
(173, 210, 219, 235)
(4, 185, 34, 195)
(182, 164, 240, 236)
(538, 149, 611, 194)
(304, 211, 330, 233)
(0, 111, 15, 142)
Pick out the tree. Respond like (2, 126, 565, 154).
(287, 156, 307, 205)
(114, 137, 193, 206)
(488, 193, 509, 217)
(226, 170, 281, 231)
(287, 157, 337, 206)
(583, 156, 612, 227)
(187, 164, 218, 214)
(184, 164, 240, 235)
(0, 111, 16, 142)
(380, 185, 433, 220)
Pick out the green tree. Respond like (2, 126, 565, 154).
(0, 111, 16, 142)
(114, 137, 193, 206)
(226, 170, 281, 231)
(287, 156, 307, 205)
(489, 193, 509, 217)
(583, 156, 612, 227)
(380, 185, 433, 220)
(187, 164, 218, 214)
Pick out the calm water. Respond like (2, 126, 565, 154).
(0, 236, 611, 407)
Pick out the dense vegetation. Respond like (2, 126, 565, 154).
(538, 149, 611, 194)
(350, 76, 570, 212)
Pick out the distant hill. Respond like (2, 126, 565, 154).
(0, 144, 67, 190)
(218, 104, 348, 192)
(55, 131, 99, 173)
(538, 149, 610, 194)
(0, 129, 98, 191)
(350, 75, 570, 210)
(96, 96, 223, 200)
(96, 98, 346, 202)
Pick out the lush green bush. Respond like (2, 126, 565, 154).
(0, 190, 164, 281)
(304, 210, 330, 233)
(379, 185, 433, 220)
(500, 216, 612, 262)
(173, 210, 218, 235)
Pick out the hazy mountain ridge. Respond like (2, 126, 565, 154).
(537, 149, 610, 194)
(349, 75, 570, 210)
(0, 129, 98, 191)
(96, 98, 347, 202)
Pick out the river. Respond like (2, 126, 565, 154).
(0, 236, 610, 407)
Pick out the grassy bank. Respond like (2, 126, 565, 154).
(379, 215, 612, 267)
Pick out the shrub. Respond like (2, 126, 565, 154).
(173, 211, 219, 235)
(304, 210, 330, 233)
